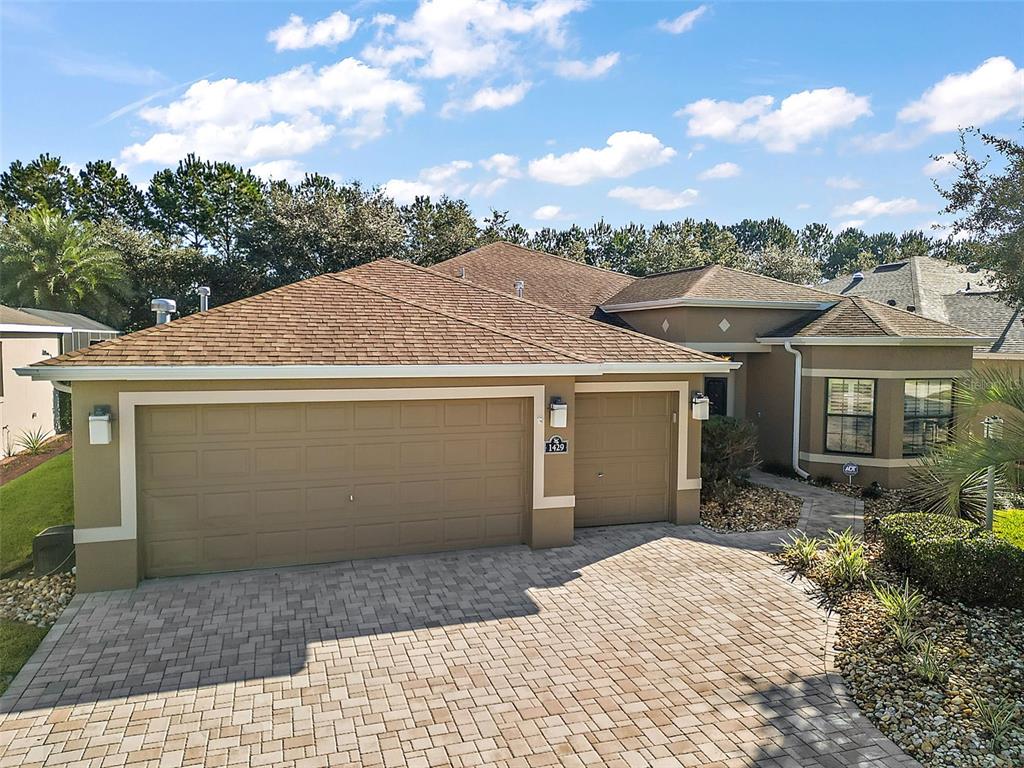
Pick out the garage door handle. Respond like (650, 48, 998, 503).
(596, 472, 605, 478)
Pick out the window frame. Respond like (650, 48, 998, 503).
(902, 378, 955, 457)
(824, 377, 877, 456)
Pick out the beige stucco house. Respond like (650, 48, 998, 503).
(18, 243, 987, 592)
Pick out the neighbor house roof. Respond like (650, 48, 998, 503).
(430, 241, 635, 317)
(759, 295, 987, 343)
(820, 255, 1020, 353)
(0, 304, 70, 332)
(601, 264, 839, 311)
(26, 258, 729, 378)
(17, 308, 117, 333)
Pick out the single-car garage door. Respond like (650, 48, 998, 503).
(574, 391, 673, 527)
(137, 398, 529, 578)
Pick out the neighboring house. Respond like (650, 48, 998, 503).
(0, 305, 117, 456)
(820, 256, 1024, 362)
(18, 256, 735, 591)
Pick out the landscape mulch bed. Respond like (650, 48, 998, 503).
(701, 484, 803, 532)
(0, 434, 72, 486)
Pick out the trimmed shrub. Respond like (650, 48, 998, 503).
(700, 416, 759, 512)
(880, 512, 1024, 607)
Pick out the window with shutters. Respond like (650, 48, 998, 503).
(903, 379, 954, 456)
(825, 378, 875, 455)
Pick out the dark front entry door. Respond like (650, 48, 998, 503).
(705, 377, 728, 417)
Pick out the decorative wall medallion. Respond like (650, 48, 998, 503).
(719, 317, 731, 332)
(661, 318, 670, 333)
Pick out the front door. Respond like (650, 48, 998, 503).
(705, 377, 728, 417)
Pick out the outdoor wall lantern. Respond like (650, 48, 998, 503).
(88, 405, 113, 445)
(549, 396, 568, 428)
(691, 392, 711, 421)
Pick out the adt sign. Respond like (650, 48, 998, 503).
(842, 462, 860, 485)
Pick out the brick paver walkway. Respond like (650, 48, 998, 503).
(0, 525, 915, 768)
(749, 470, 865, 538)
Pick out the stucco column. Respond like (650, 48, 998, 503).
(673, 386, 702, 525)
(528, 378, 576, 548)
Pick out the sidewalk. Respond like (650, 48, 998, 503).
(750, 469, 865, 538)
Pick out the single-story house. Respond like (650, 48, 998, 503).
(20, 255, 735, 591)
(1, 305, 117, 456)
(18, 243, 987, 592)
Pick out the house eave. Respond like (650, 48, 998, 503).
(601, 297, 838, 313)
(17, 360, 739, 382)
(0, 323, 73, 334)
(756, 335, 993, 347)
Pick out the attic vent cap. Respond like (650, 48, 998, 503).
(906, 305, 916, 312)
(197, 286, 211, 312)
(151, 298, 177, 325)
(514, 279, 525, 299)
(852, 271, 865, 281)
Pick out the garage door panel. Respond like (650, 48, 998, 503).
(574, 392, 672, 528)
(305, 403, 353, 432)
(255, 446, 301, 474)
(140, 398, 528, 577)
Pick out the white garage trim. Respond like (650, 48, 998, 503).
(573, 381, 697, 492)
(75, 386, 572, 545)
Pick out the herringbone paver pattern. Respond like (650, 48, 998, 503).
(0, 525, 916, 767)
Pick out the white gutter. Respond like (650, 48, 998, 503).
(16, 360, 740, 382)
(757, 335, 991, 346)
(602, 297, 837, 313)
(783, 340, 810, 480)
(0, 323, 73, 334)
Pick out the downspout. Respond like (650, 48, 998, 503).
(783, 340, 810, 479)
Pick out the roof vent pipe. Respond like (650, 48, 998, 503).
(458, 267, 466, 279)
(197, 286, 211, 312)
(151, 298, 176, 325)
(851, 271, 865, 282)
(514, 280, 525, 299)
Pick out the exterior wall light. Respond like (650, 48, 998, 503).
(88, 405, 113, 445)
(549, 396, 568, 428)
(691, 392, 710, 421)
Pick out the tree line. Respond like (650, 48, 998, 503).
(0, 129, 1016, 332)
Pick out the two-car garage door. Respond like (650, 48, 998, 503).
(137, 398, 529, 578)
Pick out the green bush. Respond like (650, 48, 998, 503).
(700, 416, 759, 512)
(880, 512, 1024, 607)
(994, 509, 1024, 549)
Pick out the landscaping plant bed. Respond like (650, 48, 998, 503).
(778, 529, 1024, 768)
(0, 571, 75, 628)
(701, 484, 802, 532)
(0, 433, 72, 486)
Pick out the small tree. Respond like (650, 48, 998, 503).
(701, 416, 760, 512)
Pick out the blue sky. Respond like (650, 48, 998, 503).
(3, 1, 1022, 235)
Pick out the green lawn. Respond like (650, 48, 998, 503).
(0, 450, 74, 574)
(0, 619, 48, 695)
(994, 509, 1024, 549)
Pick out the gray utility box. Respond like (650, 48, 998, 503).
(33, 525, 75, 575)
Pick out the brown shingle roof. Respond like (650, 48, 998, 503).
(603, 264, 839, 307)
(430, 242, 635, 317)
(35, 258, 722, 369)
(763, 296, 985, 340)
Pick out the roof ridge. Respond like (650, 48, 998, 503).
(714, 264, 839, 300)
(852, 295, 981, 336)
(848, 296, 898, 336)
(466, 241, 635, 280)
(327, 271, 595, 364)
(369, 258, 724, 362)
(991, 307, 1022, 353)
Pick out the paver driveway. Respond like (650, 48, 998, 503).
(0, 525, 917, 768)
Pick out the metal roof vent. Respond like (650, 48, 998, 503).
(906, 305, 916, 312)
(514, 279, 525, 299)
(851, 271, 865, 282)
(151, 298, 176, 325)
(887, 299, 896, 306)
(197, 286, 211, 312)
(458, 267, 466, 279)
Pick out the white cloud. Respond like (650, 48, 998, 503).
(898, 56, 1024, 133)
(922, 153, 958, 176)
(470, 178, 508, 196)
(480, 152, 521, 178)
(608, 185, 699, 211)
(554, 52, 619, 80)
(372, 0, 586, 80)
(796, 203, 812, 210)
(443, 81, 531, 116)
(657, 5, 708, 34)
(697, 161, 741, 180)
(268, 11, 361, 51)
(825, 175, 862, 190)
(121, 59, 423, 165)
(533, 204, 564, 220)
(678, 87, 871, 152)
(837, 219, 865, 230)
(361, 44, 422, 67)
(51, 52, 164, 86)
(528, 131, 677, 186)
(832, 196, 924, 219)
(384, 160, 473, 204)
(249, 159, 307, 183)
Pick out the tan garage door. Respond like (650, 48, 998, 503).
(137, 398, 529, 578)
(574, 391, 673, 527)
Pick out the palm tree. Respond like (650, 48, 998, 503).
(0, 206, 126, 323)
(907, 368, 1024, 520)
